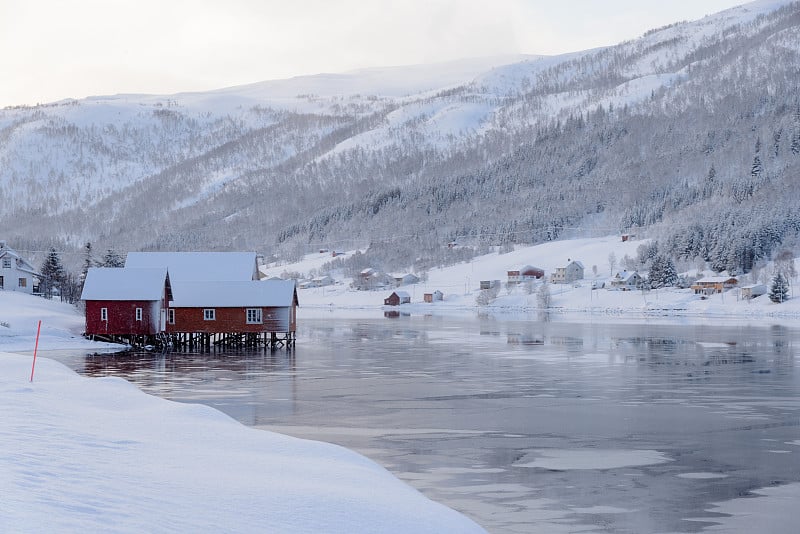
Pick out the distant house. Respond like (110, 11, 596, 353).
(168, 280, 298, 337)
(81, 267, 172, 336)
(424, 290, 444, 303)
(125, 251, 261, 282)
(299, 275, 334, 289)
(692, 276, 738, 295)
(358, 268, 390, 290)
(394, 273, 420, 286)
(507, 265, 544, 285)
(609, 270, 642, 291)
(384, 291, 411, 306)
(740, 284, 767, 300)
(480, 280, 501, 290)
(0, 241, 40, 294)
(550, 260, 584, 284)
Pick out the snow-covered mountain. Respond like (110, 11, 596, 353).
(2, 0, 800, 275)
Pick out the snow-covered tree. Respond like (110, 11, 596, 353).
(648, 254, 678, 288)
(537, 281, 552, 309)
(39, 248, 66, 300)
(101, 249, 125, 268)
(769, 273, 789, 303)
(80, 242, 95, 286)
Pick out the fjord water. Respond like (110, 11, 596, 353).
(55, 315, 799, 533)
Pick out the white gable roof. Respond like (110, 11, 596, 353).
(171, 280, 297, 307)
(0, 246, 40, 275)
(125, 252, 257, 282)
(80, 268, 168, 301)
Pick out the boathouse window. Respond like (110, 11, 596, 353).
(246, 308, 262, 324)
(18, 278, 26, 288)
(2, 259, 10, 268)
(135, 308, 143, 321)
(204, 309, 216, 321)
(100, 308, 108, 321)
(168, 309, 175, 324)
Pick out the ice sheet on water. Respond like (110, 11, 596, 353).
(515, 449, 672, 470)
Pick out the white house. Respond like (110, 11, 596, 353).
(609, 270, 642, 291)
(0, 241, 40, 294)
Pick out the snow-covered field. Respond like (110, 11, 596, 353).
(263, 235, 800, 321)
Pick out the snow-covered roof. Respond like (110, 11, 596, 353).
(81, 268, 169, 301)
(0, 246, 39, 275)
(171, 280, 297, 307)
(393, 291, 411, 299)
(125, 252, 258, 282)
(569, 260, 584, 268)
(695, 276, 738, 283)
(615, 270, 639, 282)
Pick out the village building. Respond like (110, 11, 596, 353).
(394, 273, 420, 286)
(507, 265, 545, 285)
(80, 267, 172, 342)
(691, 276, 739, 295)
(0, 241, 40, 294)
(384, 291, 411, 306)
(740, 284, 767, 300)
(609, 270, 642, 291)
(357, 267, 391, 290)
(168, 280, 298, 348)
(550, 260, 585, 284)
(298, 275, 334, 289)
(424, 290, 444, 303)
(480, 280, 501, 290)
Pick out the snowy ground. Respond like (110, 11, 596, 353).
(264, 235, 800, 322)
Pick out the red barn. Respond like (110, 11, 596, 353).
(168, 280, 298, 337)
(80, 268, 172, 337)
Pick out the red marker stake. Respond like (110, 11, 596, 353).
(30, 320, 41, 382)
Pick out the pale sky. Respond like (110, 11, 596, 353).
(1, 0, 749, 108)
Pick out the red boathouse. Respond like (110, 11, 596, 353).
(80, 267, 172, 343)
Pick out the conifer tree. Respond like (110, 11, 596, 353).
(769, 273, 789, 303)
(101, 249, 125, 268)
(40, 248, 65, 299)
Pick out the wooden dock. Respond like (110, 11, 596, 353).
(87, 331, 295, 351)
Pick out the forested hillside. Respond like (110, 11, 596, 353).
(2, 0, 799, 275)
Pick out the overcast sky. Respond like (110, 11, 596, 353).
(1, 0, 748, 108)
